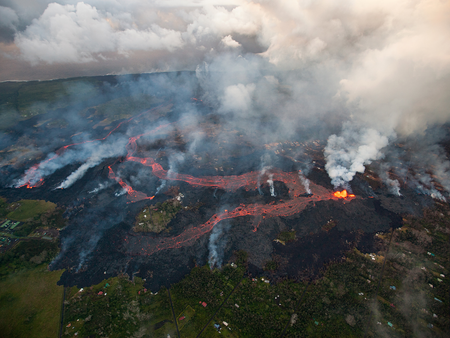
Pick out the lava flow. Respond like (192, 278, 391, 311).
(115, 129, 356, 255)
(108, 166, 154, 203)
(17, 109, 357, 257)
(16, 105, 165, 189)
(333, 190, 355, 198)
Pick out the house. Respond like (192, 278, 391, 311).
(179, 316, 185, 321)
(199, 301, 207, 307)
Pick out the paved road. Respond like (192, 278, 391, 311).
(59, 287, 68, 338)
(168, 287, 181, 338)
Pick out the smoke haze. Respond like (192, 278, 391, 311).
(1, 0, 449, 195)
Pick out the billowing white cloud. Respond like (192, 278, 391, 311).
(0, 6, 19, 30)
(220, 35, 241, 48)
(14, 2, 185, 64)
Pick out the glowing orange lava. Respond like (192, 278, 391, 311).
(333, 190, 355, 198)
(17, 107, 359, 257)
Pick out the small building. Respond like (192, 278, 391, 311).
(223, 321, 228, 327)
(179, 316, 185, 321)
(98, 291, 103, 295)
(199, 301, 207, 307)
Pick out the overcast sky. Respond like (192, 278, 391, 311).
(0, 0, 448, 85)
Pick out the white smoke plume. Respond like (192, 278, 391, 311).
(208, 219, 231, 269)
(167, 152, 185, 179)
(324, 124, 390, 188)
(386, 178, 401, 197)
(57, 137, 127, 189)
(414, 174, 446, 202)
(88, 182, 109, 194)
(115, 188, 127, 197)
(298, 171, 311, 194)
(155, 179, 166, 195)
(267, 174, 276, 197)
(258, 165, 271, 195)
(257, 154, 272, 195)
(14, 135, 127, 188)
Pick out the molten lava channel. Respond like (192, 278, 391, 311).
(17, 109, 356, 256)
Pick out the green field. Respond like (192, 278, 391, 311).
(0, 266, 64, 338)
(7, 200, 56, 222)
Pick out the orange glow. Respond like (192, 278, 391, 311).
(333, 190, 355, 198)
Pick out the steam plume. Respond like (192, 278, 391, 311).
(267, 174, 276, 197)
(298, 171, 311, 194)
(324, 124, 390, 188)
(208, 219, 230, 269)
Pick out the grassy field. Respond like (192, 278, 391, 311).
(7, 200, 56, 222)
(0, 266, 64, 338)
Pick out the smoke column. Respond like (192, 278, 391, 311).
(324, 125, 389, 188)
(298, 171, 311, 194)
(267, 174, 276, 197)
(208, 219, 230, 269)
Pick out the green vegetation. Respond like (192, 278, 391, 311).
(322, 220, 337, 232)
(177, 305, 195, 330)
(0, 198, 65, 238)
(286, 250, 380, 337)
(0, 78, 103, 120)
(362, 206, 450, 337)
(92, 93, 160, 122)
(277, 230, 296, 243)
(7, 200, 56, 222)
(63, 276, 177, 338)
(0, 77, 162, 127)
(0, 197, 8, 218)
(134, 199, 183, 233)
(171, 264, 245, 337)
(217, 278, 305, 337)
(0, 266, 64, 338)
(264, 259, 278, 271)
(234, 250, 248, 266)
(0, 239, 59, 278)
(14, 207, 66, 238)
(0, 194, 448, 337)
